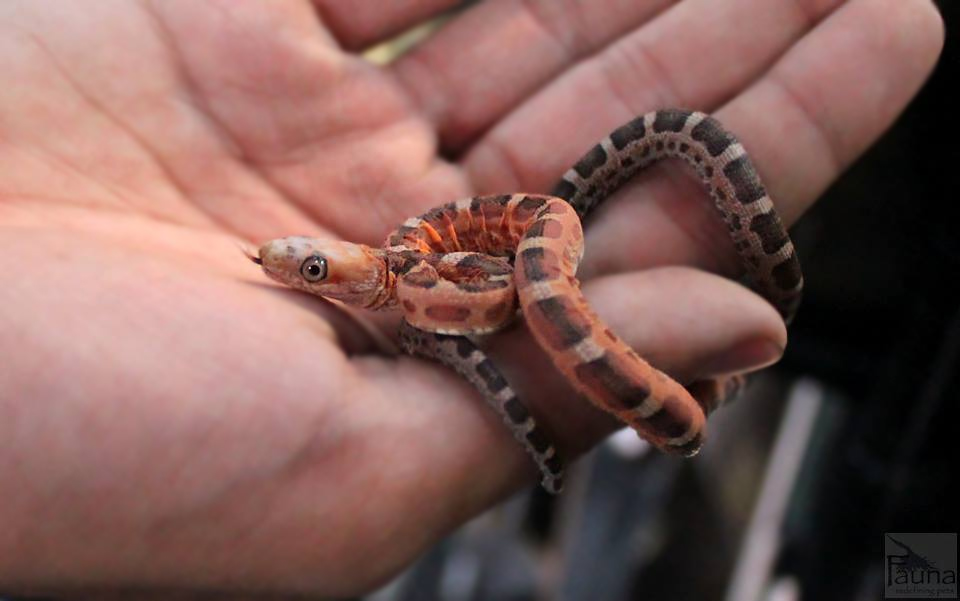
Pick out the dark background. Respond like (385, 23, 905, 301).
(377, 2, 958, 601)
(771, 0, 959, 597)
(774, 0, 958, 598)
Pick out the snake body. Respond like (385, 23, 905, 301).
(255, 110, 803, 494)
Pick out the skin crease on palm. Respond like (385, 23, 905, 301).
(0, 0, 943, 596)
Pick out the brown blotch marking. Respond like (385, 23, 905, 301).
(422, 206, 444, 223)
(455, 337, 475, 359)
(645, 395, 694, 439)
(748, 211, 789, 255)
(457, 254, 511, 276)
(484, 301, 510, 321)
(432, 201, 458, 220)
(527, 296, 592, 350)
(603, 328, 618, 343)
(469, 197, 484, 216)
(691, 115, 737, 157)
(402, 267, 438, 289)
(573, 199, 594, 220)
(723, 157, 765, 204)
(519, 246, 562, 282)
(398, 326, 423, 352)
(469, 196, 509, 222)
(424, 305, 471, 322)
(396, 252, 421, 273)
(573, 144, 608, 179)
(401, 300, 417, 314)
(474, 359, 508, 394)
(525, 427, 552, 454)
(525, 218, 565, 240)
(456, 279, 510, 293)
(537, 202, 566, 217)
(551, 178, 578, 202)
(610, 116, 647, 150)
(513, 195, 547, 221)
(573, 354, 651, 410)
(525, 220, 546, 238)
(772, 255, 803, 291)
(653, 109, 691, 133)
(442, 203, 460, 221)
(502, 396, 530, 424)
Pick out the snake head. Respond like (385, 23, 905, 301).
(256, 236, 390, 308)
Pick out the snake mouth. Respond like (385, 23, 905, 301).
(236, 241, 263, 265)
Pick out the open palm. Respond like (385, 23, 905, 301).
(0, 0, 941, 595)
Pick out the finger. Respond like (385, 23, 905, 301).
(310, 0, 460, 51)
(464, 0, 943, 277)
(457, 0, 842, 190)
(397, 0, 848, 153)
(581, 0, 944, 279)
(483, 266, 786, 455)
(393, 0, 680, 151)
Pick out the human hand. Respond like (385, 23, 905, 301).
(0, 0, 942, 595)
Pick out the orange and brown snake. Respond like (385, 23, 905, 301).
(253, 109, 803, 494)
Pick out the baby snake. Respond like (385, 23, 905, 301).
(254, 109, 803, 494)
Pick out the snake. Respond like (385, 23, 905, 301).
(252, 109, 803, 494)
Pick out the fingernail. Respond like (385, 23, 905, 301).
(701, 338, 784, 376)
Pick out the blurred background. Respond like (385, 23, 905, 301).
(364, 2, 958, 600)
(3, 2, 952, 600)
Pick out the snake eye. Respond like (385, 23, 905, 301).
(300, 255, 328, 282)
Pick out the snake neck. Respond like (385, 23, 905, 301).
(358, 249, 397, 311)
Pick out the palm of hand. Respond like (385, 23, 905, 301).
(0, 0, 941, 595)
